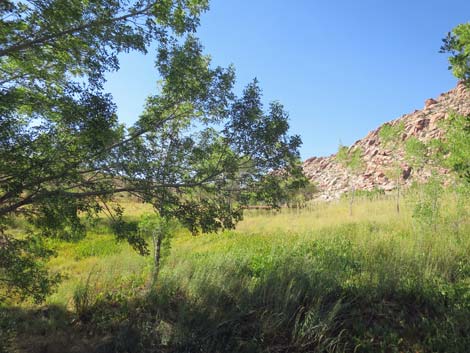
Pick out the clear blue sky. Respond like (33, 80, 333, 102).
(104, 0, 470, 159)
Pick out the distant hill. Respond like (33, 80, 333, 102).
(303, 82, 470, 200)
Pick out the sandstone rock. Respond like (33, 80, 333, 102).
(415, 118, 430, 131)
(302, 83, 470, 199)
(425, 98, 437, 108)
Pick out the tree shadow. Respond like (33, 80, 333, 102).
(2, 259, 469, 353)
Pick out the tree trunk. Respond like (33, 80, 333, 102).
(151, 228, 163, 285)
(396, 176, 400, 214)
(349, 184, 355, 216)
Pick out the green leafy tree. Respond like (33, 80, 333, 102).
(441, 23, 470, 81)
(283, 182, 317, 209)
(401, 112, 470, 233)
(0, 1, 305, 302)
(0, 231, 60, 303)
(381, 118, 466, 234)
(400, 22, 470, 231)
(378, 121, 406, 213)
(439, 21, 470, 181)
(412, 174, 443, 232)
(404, 137, 429, 168)
(442, 113, 470, 184)
(441, 22, 470, 184)
(403, 135, 446, 231)
(425, 113, 470, 233)
(336, 145, 364, 216)
(138, 214, 174, 285)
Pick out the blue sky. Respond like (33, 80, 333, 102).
(104, 0, 470, 159)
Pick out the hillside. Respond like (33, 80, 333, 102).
(302, 81, 470, 200)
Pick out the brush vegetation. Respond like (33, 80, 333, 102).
(1, 188, 469, 353)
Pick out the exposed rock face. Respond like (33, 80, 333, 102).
(302, 82, 470, 200)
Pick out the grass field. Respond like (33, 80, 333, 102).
(1, 193, 469, 353)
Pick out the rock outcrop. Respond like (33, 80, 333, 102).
(302, 82, 470, 200)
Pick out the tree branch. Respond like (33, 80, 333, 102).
(0, 1, 158, 58)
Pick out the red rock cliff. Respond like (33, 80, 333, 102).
(302, 82, 470, 200)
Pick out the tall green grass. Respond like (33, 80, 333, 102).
(147, 216, 469, 352)
(2, 195, 469, 352)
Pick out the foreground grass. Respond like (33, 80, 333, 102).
(1, 196, 469, 352)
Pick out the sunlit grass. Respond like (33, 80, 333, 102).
(6, 192, 468, 352)
(41, 193, 469, 310)
(46, 240, 152, 308)
(236, 196, 412, 234)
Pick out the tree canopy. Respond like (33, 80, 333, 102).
(441, 23, 470, 81)
(441, 22, 470, 184)
(0, 0, 305, 302)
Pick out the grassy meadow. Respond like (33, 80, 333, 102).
(1, 192, 469, 353)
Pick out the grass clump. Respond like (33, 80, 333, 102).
(72, 234, 122, 260)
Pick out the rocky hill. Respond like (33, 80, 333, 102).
(302, 82, 470, 200)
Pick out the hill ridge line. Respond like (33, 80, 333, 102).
(302, 82, 470, 200)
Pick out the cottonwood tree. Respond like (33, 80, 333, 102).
(283, 182, 317, 209)
(378, 121, 406, 213)
(403, 134, 446, 231)
(138, 214, 173, 285)
(442, 113, 470, 184)
(336, 145, 364, 216)
(441, 23, 470, 82)
(0, 1, 305, 302)
(440, 112, 470, 232)
(401, 115, 469, 232)
(405, 112, 470, 232)
(441, 23, 470, 185)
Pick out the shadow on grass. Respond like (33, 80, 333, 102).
(2, 258, 469, 353)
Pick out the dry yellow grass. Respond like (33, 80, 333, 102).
(236, 197, 412, 235)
